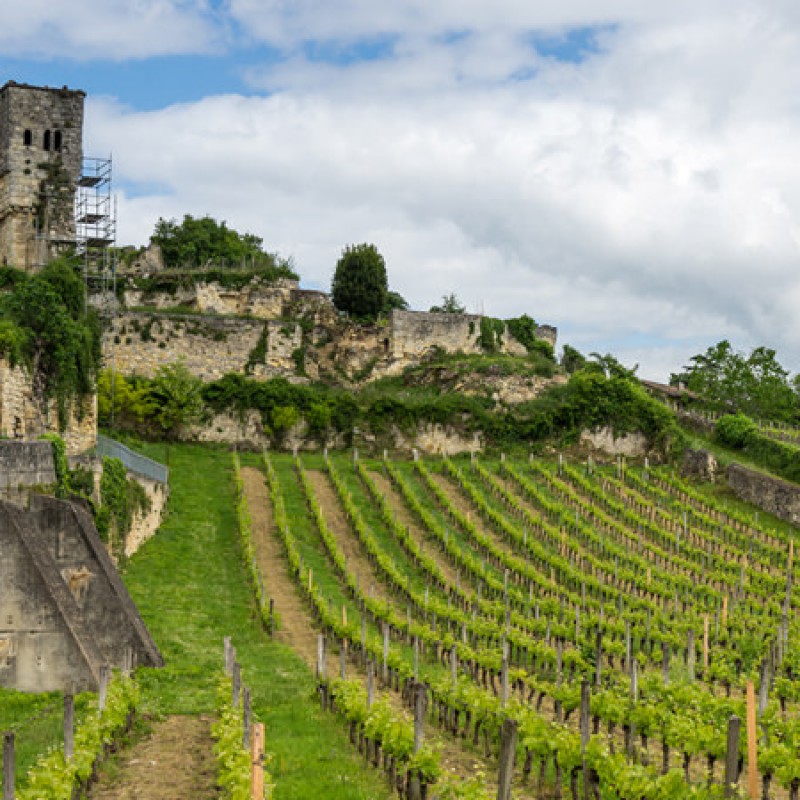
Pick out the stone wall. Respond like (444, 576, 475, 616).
(121, 277, 305, 320)
(389, 310, 528, 360)
(0, 358, 97, 455)
(124, 476, 169, 558)
(727, 463, 800, 526)
(0, 82, 84, 271)
(105, 313, 267, 381)
(0, 440, 56, 505)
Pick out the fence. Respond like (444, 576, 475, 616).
(95, 435, 168, 484)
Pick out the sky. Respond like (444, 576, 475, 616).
(2, 1, 800, 381)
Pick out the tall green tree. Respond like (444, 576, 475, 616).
(672, 340, 797, 421)
(331, 243, 388, 320)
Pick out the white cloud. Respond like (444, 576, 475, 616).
(78, 1, 800, 378)
(0, 0, 222, 59)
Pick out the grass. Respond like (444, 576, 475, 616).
(0, 690, 94, 789)
(121, 441, 392, 799)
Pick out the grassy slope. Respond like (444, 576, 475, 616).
(122, 442, 391, 800)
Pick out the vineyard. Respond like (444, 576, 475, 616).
(240, 450, 800, 800)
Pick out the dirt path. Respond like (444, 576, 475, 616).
(368, 470, 463, 588)
(88, 716, 218, 800)
(427, 471, 519, 561)
(241, 466, 318, 666)
(304, 469, 392, 604)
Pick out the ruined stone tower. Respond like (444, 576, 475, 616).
(0, 81, 84, 271)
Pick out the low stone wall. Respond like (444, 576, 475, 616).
(727, 463, 800, 526)
(125, 476, 169, 557)
(0, 441, 56, 505)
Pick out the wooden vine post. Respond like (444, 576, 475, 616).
(64, 694, 75, 761)
(3, 731, 14, 800)
(746, 682, 758, 800)
(496, 718, 518, 800)
(724, 716, 741, 798)
(580, 680, 591, 800)
(251, 722, 265, 800)
(409, 683, 428, 800)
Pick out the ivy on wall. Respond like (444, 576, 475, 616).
(95, 456, 150, 559)
(0, 260, 101, 428)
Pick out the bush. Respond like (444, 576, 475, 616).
(716, 413, 759, 449)
(151, 214, 293, 272)
(716, 413, 800, 483)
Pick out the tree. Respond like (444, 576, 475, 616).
(672, 340, 797, 422)
(331, 243, 388, 320)
(145, 361, 204, 438)
(429, 293, 465, 314)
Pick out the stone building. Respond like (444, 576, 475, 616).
(0, 81, 84, 271)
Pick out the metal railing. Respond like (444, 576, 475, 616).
(95, 435, 168, 484)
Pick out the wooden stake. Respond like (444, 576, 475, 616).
(496, 718, 518, 800)
(746, 682, 758, 800)
(382, 624, 390, 683)
(3, 731, 14, 800)
(242, 687, 252, 749)
(722, 595, 728, 628)
(316, 634, 326, 681)
(703, 615, 709, 672)
(413, 682, 427, 754)
(501, 655, 509, 707)
(723, 715, 741, 797)
(63, 694, 74, 762)
(233, 662, 241, 707)
(98, 665, 110, 711)
(251, 722, 265, 800)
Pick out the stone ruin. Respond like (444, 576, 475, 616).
(0, 494, 162, 692)
(0, 81, 84, 272)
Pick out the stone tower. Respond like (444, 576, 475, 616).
(0, 81, 85, 271)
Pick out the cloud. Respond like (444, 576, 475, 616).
(0, 1, 223, 60)
(80, 1, 800, 378)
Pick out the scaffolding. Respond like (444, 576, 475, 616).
(75, 155, 116, 288)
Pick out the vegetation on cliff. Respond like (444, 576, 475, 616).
(151, 214, 296, 273)
(98, 355, 683, 455)
(0, 260, 101, 426)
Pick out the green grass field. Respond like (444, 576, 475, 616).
(122, 442, 392, 800)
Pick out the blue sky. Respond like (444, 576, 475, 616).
(3, 1, 800, 380)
